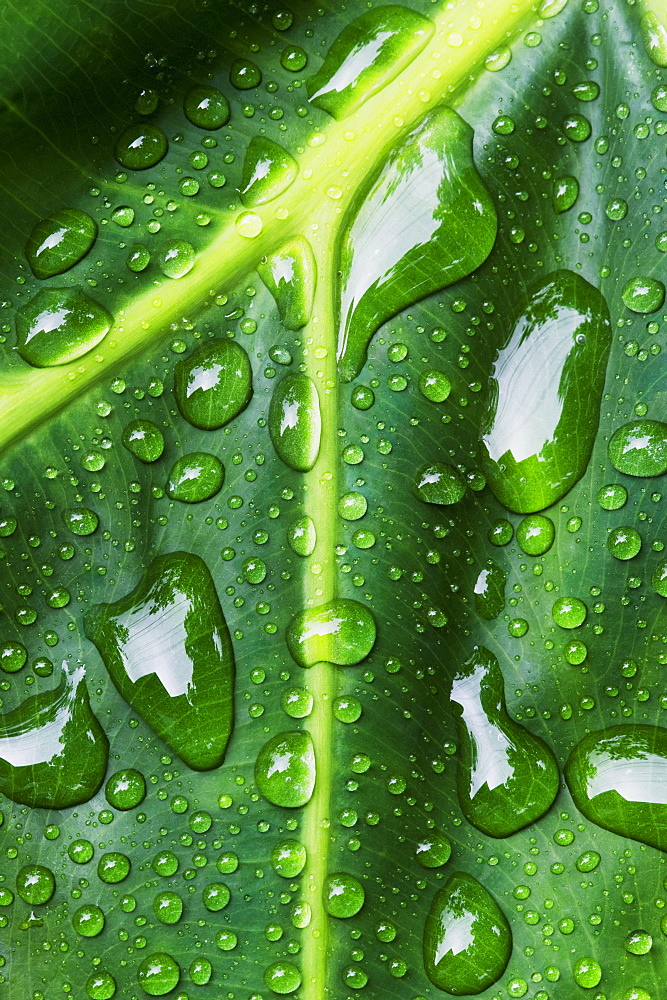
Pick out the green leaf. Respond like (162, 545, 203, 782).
(2, 1, 667, 999)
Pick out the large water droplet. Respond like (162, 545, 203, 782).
(271, 839, 307, 877)
(565, 724, 667, 851)
(552, 175, 578, 214)
(451, 646, 559, 837)
(0, 663, 108, 808)
(174, 339, 252, 430)
(608, 420, 667, 477)
(307, 5, 434, 119)
(25, 209, 97, 279)
(269, 373, 322, 472)
(423, 871, 511, 995)
(255, 730, 316, 807)
(337, 105, 496, 381)
(642, 11, 667, 67)
(481, 270, 611, 513)
(137, 953, 180, 996)
(286, 598, 376, 667)
(621, 276, 665, 313)
(264, 961, 302, 995)
(240, 136, 298, 207)
(84, 551, 235, 770)
(16, 288, 112, 367)
(122, 420, 164, 463)
(16, 864, 55, 905)
(257, 237, 316, 331)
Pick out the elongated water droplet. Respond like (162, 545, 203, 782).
(414, 462, 466, 505)
(16, 288, 112, 367)
(122, 420, 164, 463)
(287, 515, 316, 556)
(481, 270, 611, 513)
(451, 646, 559, 837)
(0, 664, 108, 808)
(84, 551, 235, 771)
(257, 237, 316, 330)
(307, 5, 434, 119)
(424, 871, 511, 995)
(166, 452, 224, 503)
(473, 562, 505, 620)
(642, 11, 667, 67)
(174, 339, 252, 430)
(608, 420, 667, 476)
(652, 558, 667, 597)
(337, 105, 496, 381)
(25, 209, 97, 279)
(240, 136, 298, 207)
(286, 598, 376, 667)
(552, 175, 578, 213)
(269, 373, 321, 472)
(255, 730, 315, 807)
(116, 124, 168, 170)
(565, 724, 667, 851)
(184, 85, 230, 129)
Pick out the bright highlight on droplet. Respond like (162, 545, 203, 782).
(235, 211, 263, 238)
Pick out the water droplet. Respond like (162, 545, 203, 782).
(652, 559, 667, 597)
(351, 384, 375, 410)
(575, 850, 600, 872)
(287, 515, 316, 556)
(184, 85, 230, 129)
(419, 369, 451, 402)
(240, 136, 298, 207)
(255, 730, 316, 807)
(242, 556, 267, 584)
(235, 210, 263, 238)
(122, 420, 164, 463)
(158, 240, 195, 279)
(451, 646, 559, 837)
(481, 270, 611, 513)
(484, 46, 512, 71)
(286, 598, 376, 667)
(269, 373, 322, 471)
(111, 205, 135, 228)
(564, 639, 587, 665)
(69, 839, 94, 864)
(189, 959, 212, 985)
(115, 124, 168, 170)
(621, 276, 665, 314)
(281, 45, 308, 72)
(137, 953, 180, 996)
(414, 462, 466, 505)
(202, 882, 230, 911)
(230, 58, 262, 89)
(271, 839, 307, 878)
(127, 244, 150, 272)
(424, 871, 511, 994)
(607, 525, 641, 560)
(572, 957, 601, 989)
(72, 903, 105, 937)
(566, 724, 667, 851)
(473, 562, 506, 620)
(642, 11, 667, 66)
(97, 852, 130, 884)
(415, 830, 451, 868)
(16, 864, 55, 905)
(264, 961, 301, 995)
(257, 236, 316, 331)
(25, 209, 97, 279)
(166, 452, 224, 503)
(626, 929, 652, 955)
(16, 288, 112, 367)
(0, 664, 108, 808)
(563, 113, 591, 141)
(516, 514, 555, 556)
(608, 420, 667, 477)
(105, 768, 146, 809)
(488, 518, 513, 546)
(337, 105, 496, 381)
(307, 6, 433, 119)
(598, 483, 627, 510)
(323, 872, 365, 917)
(86, 971, 116, 1000)
(174, 338, 252, 431)
(0, 642, 27, 673)
(553, 175, 578, 213)
(153, 891, 183, 925)
(84, 551, 235, 770)
(338, 491, 367, 520)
